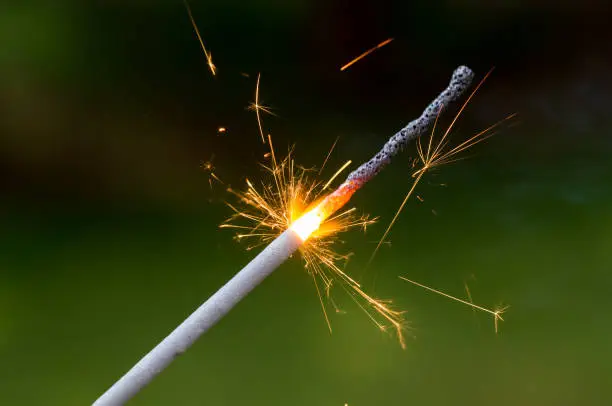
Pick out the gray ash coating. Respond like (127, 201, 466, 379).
(345, 66, 474, 188)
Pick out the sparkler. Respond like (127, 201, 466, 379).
(222, 135, 401, 343)
(93, 66, 474, 405)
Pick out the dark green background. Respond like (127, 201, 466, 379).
(1, 1, 611, 405)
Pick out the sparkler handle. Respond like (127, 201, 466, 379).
(93, 230, 303, 405)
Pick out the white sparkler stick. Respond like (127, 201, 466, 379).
(93, 66, 474, 405)
(93, 230, 302, 405)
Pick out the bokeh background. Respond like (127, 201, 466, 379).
(2, 1, 611, 405)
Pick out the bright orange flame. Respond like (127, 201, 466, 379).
(290, 206, 324, 241)
(290, 176, 361, 241)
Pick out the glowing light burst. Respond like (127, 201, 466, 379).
(184, 1, 216, 76)
(370, 69, 518, 263)
(221, 135, 407, 347)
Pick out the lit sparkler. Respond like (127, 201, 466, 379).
(340, 37, 394, 71)
(94, 66, 476, 405)
(219, 66, 481, 346)
(221, 135, 405, 345)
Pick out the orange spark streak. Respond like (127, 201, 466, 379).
(184, 0, 216, 76)
(340, 38, 394, 71)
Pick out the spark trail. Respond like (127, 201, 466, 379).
(184, 1, 216, 76)
(340, 38, 394, 71)
(399, 276, 508, 333)
(247, 73, 275, 144)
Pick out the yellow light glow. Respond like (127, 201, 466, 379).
(290, 207, 324, 241)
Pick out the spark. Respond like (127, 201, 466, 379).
(221, 135, 406, 347)
(319, 136, 340, 175)
(184, 0, 216, 76)
(247, 73, 276, 144)
(322, 160, 352, 190)
(370, 69, 517, 263)
(217, 126, 227, 135)
(340, 37, 394, 71)
(200, 155, 223, 189)
(399, 276, 507, 333)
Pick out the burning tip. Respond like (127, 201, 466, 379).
(290, 207, 324, 241)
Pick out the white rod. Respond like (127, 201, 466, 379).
(93, 229, 303, 405)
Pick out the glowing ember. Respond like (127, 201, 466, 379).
(290, 206, 324, 241)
